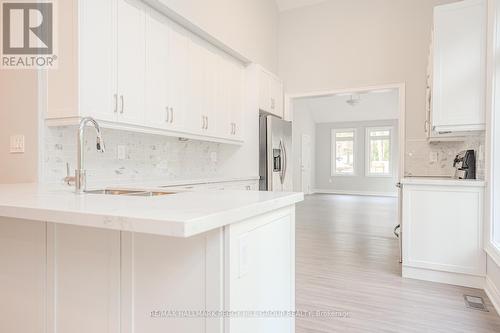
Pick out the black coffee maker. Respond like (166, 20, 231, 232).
(453, 150, 476, 180)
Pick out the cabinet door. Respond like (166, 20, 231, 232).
(216, 58, 233, 139)
(204, 49, 219, 136)
(186, 40, 206, 134)
(270, 77, 284, 118)
(258, 69, 271, 113)
(432, 0, 486, 132)
(0, 218, 46, 333)
(145, 8, 169, 128)
(402, 185, 486, 276)
(229, 62, 245, 140)
(117, 0, 146, 125)
(79, 0, 117, 121)
(167, 22, 189, 131)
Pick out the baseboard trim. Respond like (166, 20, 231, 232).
(313, 189, 398, 197)
(485, 276, 500, 315)
(402, 266, 485, 289)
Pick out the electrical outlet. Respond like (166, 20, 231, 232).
(117, 145, 127, 160)
(10, 135, 25, 153)
(429, 151, 438, 163)
(210, 151, 217, 163)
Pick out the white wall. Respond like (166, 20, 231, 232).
(155, 0, 279, 71)
(292, 104, 316, 192)
(0, 71, 38, 183)
(278, 0, 459, 145)
(315, 119, 399, 195)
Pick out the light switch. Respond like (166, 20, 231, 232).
(429, 151, 438, 163)
(10, 135, 25, 153)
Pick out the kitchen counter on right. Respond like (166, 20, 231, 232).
(401, 175, 486, 289)
(402, 176, 485, 187)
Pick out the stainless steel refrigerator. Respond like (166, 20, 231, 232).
(259, 114, 293, 191)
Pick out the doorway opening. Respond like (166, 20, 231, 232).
(287, 83, 406, 264)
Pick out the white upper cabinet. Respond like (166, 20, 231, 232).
(145, 8, 170, 128)
(431, 0, 486, 133)
(258, 67, 284, 118)
(78, 0, 117, 122)
(47, 0, 245, 144)
(116, 0, 146, 125)
(145, 8, 188, 131)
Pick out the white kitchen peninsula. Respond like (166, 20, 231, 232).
(0, 184, 303, 333)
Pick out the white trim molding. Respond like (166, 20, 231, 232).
(313, 189, 398, 197)
(485, 275, 500, 314)
(402, 266, 485, 289)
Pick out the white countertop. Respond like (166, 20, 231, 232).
(0, 183, 303, 238)
(402, 177, 485, 187)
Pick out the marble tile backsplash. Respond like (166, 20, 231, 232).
(405, 136, 485, 179)
(42, 126, 232, 186)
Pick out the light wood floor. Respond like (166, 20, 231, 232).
(295, 194, 500, 333)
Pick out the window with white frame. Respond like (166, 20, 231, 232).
(366, 127, 392, 176)
(332, 129, 356, 175)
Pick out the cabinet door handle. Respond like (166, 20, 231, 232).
(120, 95, 124, 114)
(114, 94, 118, 113)
(202, 115, 206, 129)
(170, 107, 174, 123)
(165, 106, 170, 123)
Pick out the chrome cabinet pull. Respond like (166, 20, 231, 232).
(201, 115, 206, 129)
(170, 107, 174, 123)
(113, 94, 118, 113)
(206, 116, 209, 129)
(120, 95, 124, 114)
(165, 107, 170, 123)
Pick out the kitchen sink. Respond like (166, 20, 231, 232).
(84, 189, 176, 196)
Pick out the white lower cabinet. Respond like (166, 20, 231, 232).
(0, 207, 294, 333)
(402, 183, 486, 288)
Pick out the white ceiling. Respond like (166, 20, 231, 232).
(275, 0, 328, 12)
(294, 90, 399, 123)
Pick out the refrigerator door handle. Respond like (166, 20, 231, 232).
(282, 139, 287, 185)
(279, 139, 286, 185)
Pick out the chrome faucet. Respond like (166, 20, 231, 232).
(74, 117, 105, 193)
